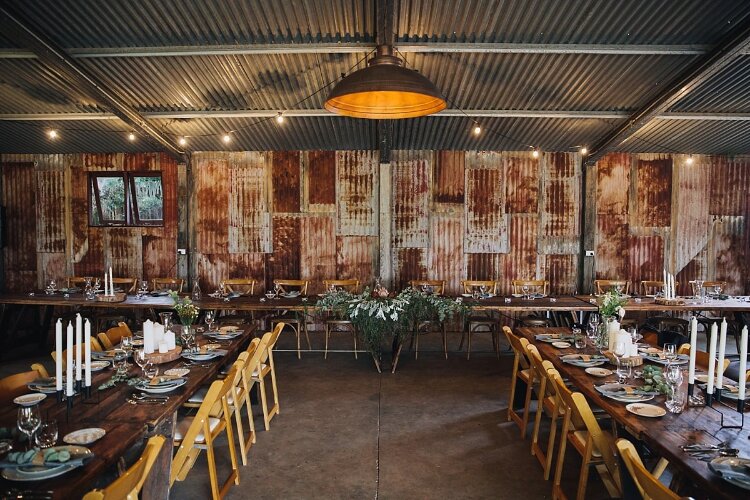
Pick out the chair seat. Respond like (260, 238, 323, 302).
(518, 368, 531, 382)
(174, 416, 221, 444)
(251, 363, 269, 379)
(187, 386, 245, 406)
(571, 430, 602, 458)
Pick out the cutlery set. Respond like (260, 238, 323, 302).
(126, 394, 169, 405)
(681, 443, 740, 461)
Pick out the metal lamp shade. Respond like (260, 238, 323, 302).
(325, 48, 446, 119)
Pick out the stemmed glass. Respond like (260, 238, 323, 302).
(521, 284, 530, 299)
(45, 279, 57, 295)
(663, 343, 677, 364)
(93, 278, 102, 293)
(180, 329, 195, 353)
(714, 284, 723, 297)
(614, 283, 623, 294)
(665, 365, 684, 413)
(137, 279, 149, 299)
(613, 341, 628, 383)
(479, 284, 488, 297)
(204, 310, 216, 333)
(143, 361, 158, 381)
(133, 349, 148, 379)
(274, 283, 282, 299)
(219, 280, 226, 296)
(17, 406, 41, 450)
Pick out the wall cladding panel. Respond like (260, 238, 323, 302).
(336, 151, 378, 236)
(336, 236, 378, 285)
(1, 162, 37, 290)
(464, 151, 508, 253)
(428, 215, 464, 295)
(228, 152, 271, 253)
(306, 150, 337, 209)
(195, 154, 229, 255)
(433, 150, 464, 205)
(272, 151, 301, 213)
(392, 151, 430, 248)
(634, 154, 672, 228)
(300, 215, 336, 294)
(265, 215, 301, 289)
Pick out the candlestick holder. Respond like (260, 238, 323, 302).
(687, 383, 705, 406)
(715, 387, 723, 403)
(55, 389, 63, 403)
(704, 393, 745, 430)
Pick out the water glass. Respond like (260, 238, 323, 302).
(159, 312, 173, 332)
(17, 406, 41, 450)
(34, 419, 58, 449)
(613, 341, 627, 383)
(45, 279, 57, 295)
(180, 328, 196, 353)
(143, 362, 159, 380)
(134, 349, 148, 377)
(572, 326, 585, 349)
(204, 310, 216, 332)
(663, 343, 677, 363)
(113, 348, 129, 375)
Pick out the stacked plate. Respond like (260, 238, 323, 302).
(27, 377, 59, 394)
(135, 376, 187, 394)
(536, 333, 574, 343)
(642, 353, 690, 365)
(709, 457, 750, 491)
(205, 330, 242, 341)
(281, 291, 301, 298)
(0, 445, 92, 481)
(561, 354, 607, 368)
(182, 350, 225, 362)
(595, 383, 657, 403)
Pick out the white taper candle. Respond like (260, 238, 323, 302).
(707, 322, 718, 395)
(55, 319, 63, 391)
(716, 318, 727, 389)
(688, 316, 697, 385)
(66, 321, 74, 396)
(739, 326, 748, 401)
(75, 313, 82, 381)
(109, 267, 113, 296)
(84, 319, 92, 387)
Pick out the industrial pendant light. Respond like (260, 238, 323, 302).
(325, 45, 446, 119)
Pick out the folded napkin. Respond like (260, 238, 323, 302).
(564, 354, 605, 362)
(149, 375, 184, 386)
(0, 449, 92, 469)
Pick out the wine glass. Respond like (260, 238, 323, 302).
(17, 406, 41, 450)
(204, 310, 216, 332)
(93, 278, 101, 293)
(180, 328, 195, 353)
(521, 284, 530, 299)
(665, 365, 684, 412)
(35, 419, 58, 449)
(113, 348, 128, 375)
(45, 279, 57, 295)
(613, 341, 628, 383)
(714, 284, 723, 296)
(159, 312, 173, 333)
(274, 283, 281, 298)
(479, 284, 488, 297)
(572, 326, 585, 349)
(133, 349, 148, 378)
(219, 280, 226, 296)
(143, 361, 159, 380)
(663, 343, 676, 364)
(614, 283, 623, 294)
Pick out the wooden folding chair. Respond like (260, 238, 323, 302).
(51, 337, 104, 368)
(503, 326, 533, 435)
(594, 279, 630, 295)
(152, 277, 184, 293)
(82, 435, 166, 499)
(322, 279, 360, 359)
(172, 366, 240, 500)
(511, 279, 550, 296)
(528, 347, 561, 480)
(223, 279, 257, 296)
(408, 279, 448, 359)
(254, 323, 284, 431)
(616, 439, 679, 500)
(270, 280, 310, 359)
(0, 371, 40, 405)
(235, 338, 266, 464)
(31, 363, 50, 378)
(460, 280, 501, 359)
(97, 323, 131, 350)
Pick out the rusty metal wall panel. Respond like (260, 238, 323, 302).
(336, 151, 378, 236)
(37, 252, 67, 290)
(627, 235, 665, 291)
(336, 236, 378, 285)
(671, 158, 710, 272)
(122, 152, 159, 172)
(466, 253, 501, 281)
(265, 215, 301, 289)
(306, 150, 337, 209)
(35, 169, 66, 254)
(300, 215, 336, 294)
(1, 162, 37, 290)
(272, 151, 301, 213)
(711, 216, 746, 294)
(498, 214, 539, 295)
(710, 156, 750, 216)
(595, 214, 630, 280)
(104, 228, 142, 279)
(539, 152, 580, 254)
(596, 152, 630, 215)
(141, 153, 179, 280)
(676, 248, 709, 296)
(428, 215, 464, 295)
(544, 254, 577, 295)
(82, 153, 123, 171)
(505, 153, 539, 214)
(195, 253, 266, 293)
(195, 154, 229, 254)
(228, 152, 271, 253)
(392, 150, 430, 248)
(464, 151, 508, 253)
(393, 248, 427, 291)
(634, 154, 672, 227)
(433, 150, 464, 205)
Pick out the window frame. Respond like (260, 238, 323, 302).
(89, 172, 164, 227)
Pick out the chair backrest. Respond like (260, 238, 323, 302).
(520, 316, 550, 327)
(656, 318, 689, 336)
(595, 279, 630, 295)
(505, 329, 531, 371)
(51, 337, 104, 367)
(701, 280, 727, 290)
(526, 345, 554, 398)
(273, 279, 309, 295)
(67, 277, 87, 289)
(616, 439, 679, 500)
(106, 324, 130, 346)
(569, 391, 620, 491)
(111, 278, 137, 293)
(83, 435, 166, 500)
(511, 280, 549, 295)
(409, 279, 445, 295)
(0, 371, 40, 405)
(223, 279, 257, 296)
(460, 280, 498, 294)
(239, 338, 266, 388)
(677, 344, 730, 373)
(550, 370, 585, 433)
(152, 278, 184, 293)
(259, 322, 284, 365)
(640, 280, 667, 297)
(31, 363, 49, 378)
(322, 279, 360, 293)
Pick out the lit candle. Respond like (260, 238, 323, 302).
(66, 321, 74, 396)
(109, 267, 113, 296)
(707, 322, 718, 395)
(717, 318, 727, 390)
(75, 313, 82, 381)
(688, 316, 697, 385)
(84, 319, 92, 387)
(739, 326, 748, 401)
(55, 319, 62, 391)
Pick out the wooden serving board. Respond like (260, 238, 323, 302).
(603, 351, 643, 366)
(95, 292, 127, 303)
(654, 297, 685, 306)
(145, 346, 182, 364)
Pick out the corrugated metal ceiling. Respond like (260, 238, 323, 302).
(2, 0, 750, 154)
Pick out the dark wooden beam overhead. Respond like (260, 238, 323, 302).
(585, 15, 750, 165)
(0, 6, 184, 160)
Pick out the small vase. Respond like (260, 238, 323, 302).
(604, 315, 621, 351)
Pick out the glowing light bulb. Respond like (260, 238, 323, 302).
(580, 147, 588, 155)
(128, 132, 136, 141)
(178, 137, 187, 146)
(532, 149, 540, 159)
(223, 134, 232, 144)
(276, 112, 284, 124)
(686, 155, 694, 165)
(473, 124, 481, 135)
(48, 130, 58, 140)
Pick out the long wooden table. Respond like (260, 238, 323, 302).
(517, 326, 749, 499)
(0, 322, 256, 499)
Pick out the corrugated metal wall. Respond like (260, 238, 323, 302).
(2, 150, 747, 295)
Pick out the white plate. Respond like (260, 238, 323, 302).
(88, 361, 110, 372)
(709, 457, 750, 491)
(136, 378, 187, 394)
(27, 378, 59, 394)
(63, 428, 105, 445)
(281, 291, 300, 298)
(552, 341, 571, 349)
(461, 293, 473, 298)
(164, 368, 190, 377)
(643, 354, 689, 365)
(182, 352, 220, 361)
(596, 383, 656, 403)
(206, 332, 241, 340)
(585, 367, 613, 377)
(2, 446, 91, 482)
(13, 393, 46, 406)
(626, 403, 666, 418)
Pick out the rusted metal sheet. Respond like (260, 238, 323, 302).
(393, 248, 427, 291)
(122, 152, 159, 172)
(336, 150, 378, 236)
(498, 214, 539, 295)
(627, 235, 665, 291)
(306, 150, 336, 209)
(595, 214, 630, 280)
(195, 252, 266, 293)
(711, 216, 746, 294)
(671, 157, 710, 272)
(596, 153, 630, 215)
(82, 153, 122, 171)
(539, 152, 579, 254)
(428, 215, 464, 295)
(272, 151, 301, 213)
(104, 228, 142, 279)
(336, 236, 377, 285)
(710, 156, 750, 216)
(505, 153, 539, 214)
(195, 154, 229, 254)
(37, 252, 67, 290)
(300, 215, 336, 294)
(544, 254, 577, 295)
(676, 249, 708, 297)
(1, 162, 37, 290)
(433, 150, 464, 204)
(142, 153, 179, 279)
(228, 152, 271, 254)
(264, 215, 301, 289)
(466, 253, 501, 282)
(465, 151, 508, 253)
(35, 169, 66, 254)
(392, 150, 430, 248)
(634, 154, 672, 227)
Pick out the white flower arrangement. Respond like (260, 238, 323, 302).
(599, 289, 628, 317)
